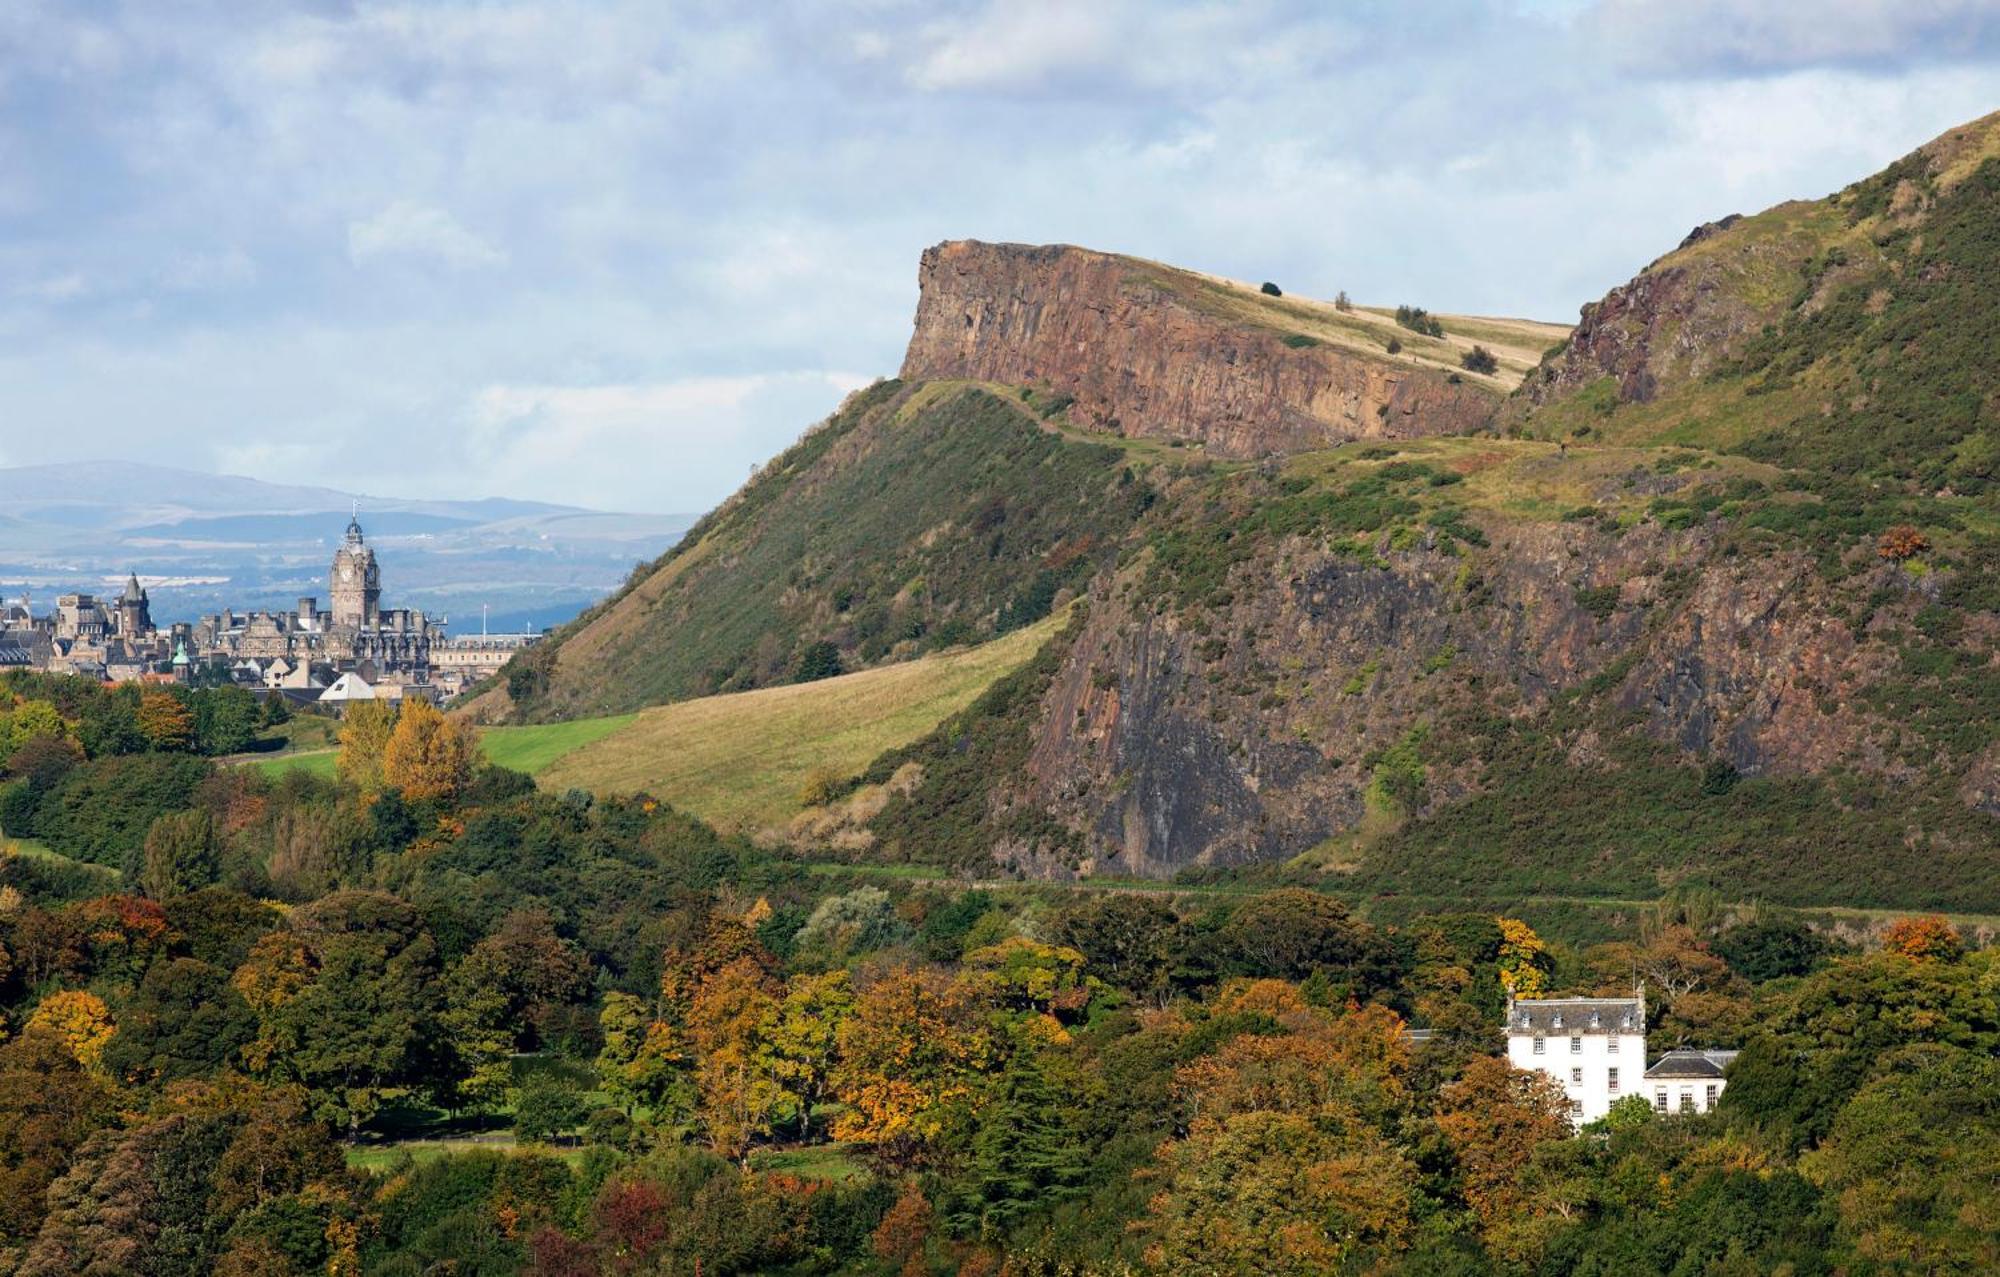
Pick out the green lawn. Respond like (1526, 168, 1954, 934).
(252, 749, 337, 780)
(747, 1142, 872, 1184)
(479, 714, 638, 775)
(242, 715, 636, 784)
(536, 612, 1067, 833)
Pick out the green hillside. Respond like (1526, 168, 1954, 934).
(497, 380, 1161, 721)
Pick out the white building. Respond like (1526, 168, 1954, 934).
(1642, 1048, 1736, 1115)
(1505, 995, 1646, 1124)
(1506, 993, 1735, 1125)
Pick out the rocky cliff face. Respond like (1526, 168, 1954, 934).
(993, 516, 1907, 879)
(902, 240, 1499, 458)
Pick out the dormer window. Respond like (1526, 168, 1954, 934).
(1590, 1012, 1601, 1028)
(1552, 1014, 1563, 1029)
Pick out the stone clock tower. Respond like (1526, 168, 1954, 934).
(329, 513, 381, 628)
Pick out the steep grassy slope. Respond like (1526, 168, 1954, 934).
(537, 613, 1064, 831)
(498, 380, 1158, 721)
(1511, 108, 2000, 493)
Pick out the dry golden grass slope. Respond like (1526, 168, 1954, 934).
(537, 612, 1066, 833)
(1154, 262, 1571, 391)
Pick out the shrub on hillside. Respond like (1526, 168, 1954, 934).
(1260, 281, 1282, 296)
(1394, 304, 1445, 338)
(1461, 345, 1499, 374)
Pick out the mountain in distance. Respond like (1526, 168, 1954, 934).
(0, 460, 695, 633)
(492, 110, 2000, 915)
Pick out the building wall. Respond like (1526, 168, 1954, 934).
(1507, 1029, 1646, 1124)
(1646, 1075, 1727, 1115)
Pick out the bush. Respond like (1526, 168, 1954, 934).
(1260, 281, 1282, 297)
(1461, 345, 1499, 375)
(1394, 304, 1445, 338)
(791, 641, 844, 685)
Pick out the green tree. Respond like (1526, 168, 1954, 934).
(513, 1073, 590, 1145)
(767, 971, 855, 1139)
(959, 1046, 1085, 1239)
(1803, 1044, 2000, 1271)
(194, 685, 262, 757)
(233, 891, 446, 1136)
(141, 808, 220, 899)
(790, 640, 844, 684)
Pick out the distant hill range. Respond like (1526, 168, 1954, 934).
(0, 461, 694, 633)
(493, 109, 2000, 912)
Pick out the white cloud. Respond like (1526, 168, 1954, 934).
(347, 201, 508, 269)
(1584, 0, 2000, 73)
(0, 1, 1996, 520)
(18, 273, 89, 302)
(463, 372, 873, 510)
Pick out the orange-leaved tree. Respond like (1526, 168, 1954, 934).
(1882, 914, 1964, 962)
(830, 962, 992, 1165)
(1436, 1055, 1573, 1234)
(381, 699, 478, 803)
(136, 691, 195, 752)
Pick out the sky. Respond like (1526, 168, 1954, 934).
(1, 1, 1997, 515)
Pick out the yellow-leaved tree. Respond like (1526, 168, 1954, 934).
(381, 699, 478, 803)
(26, 989, 116, 1074)
(1495, 917, 1551, 998)
(336, 700, 399, 794)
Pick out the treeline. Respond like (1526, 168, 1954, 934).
(0, 692, 1995, 1273)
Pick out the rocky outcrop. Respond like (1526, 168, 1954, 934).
(1510, 258, 1769, 416)
(902, 240, 1498, 458)
(996, 519, 1916, 878)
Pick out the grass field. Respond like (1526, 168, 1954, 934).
(252, 749, 337, 780)
(538, 612, 1067, 832)
(480, 714, 638, 775)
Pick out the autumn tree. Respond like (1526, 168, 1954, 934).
(872, 1181, 935, 1277)
(136, 690, 196, 752)
(381, 697, 478, 803)
(1495, 916, 1551, 998)
(1881, 913, 1963, 962)
(0, 1030, 116, 1245)
(686, 955, 784, 1158)
(334, 699, 398, 794)
(26, 989, 117, 1075)
(1877, 524, 1929, 560)
(766, 971, 855, 1139)
(831, 963, 992, 1165)
(1143, 1109, 1416, 1273)
(1435, 1056, 1573, 1236)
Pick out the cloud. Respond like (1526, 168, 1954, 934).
(347, 201, 507, 269)
(463, 372, 874, 510)
(1584, 0, 2000, 74)
(0, 1, 1995, 521)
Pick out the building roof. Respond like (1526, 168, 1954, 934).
(1644, 1049, 1738, 1080)
(320, 671, 376, 701)
(1507, 997, 1644, 1035)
